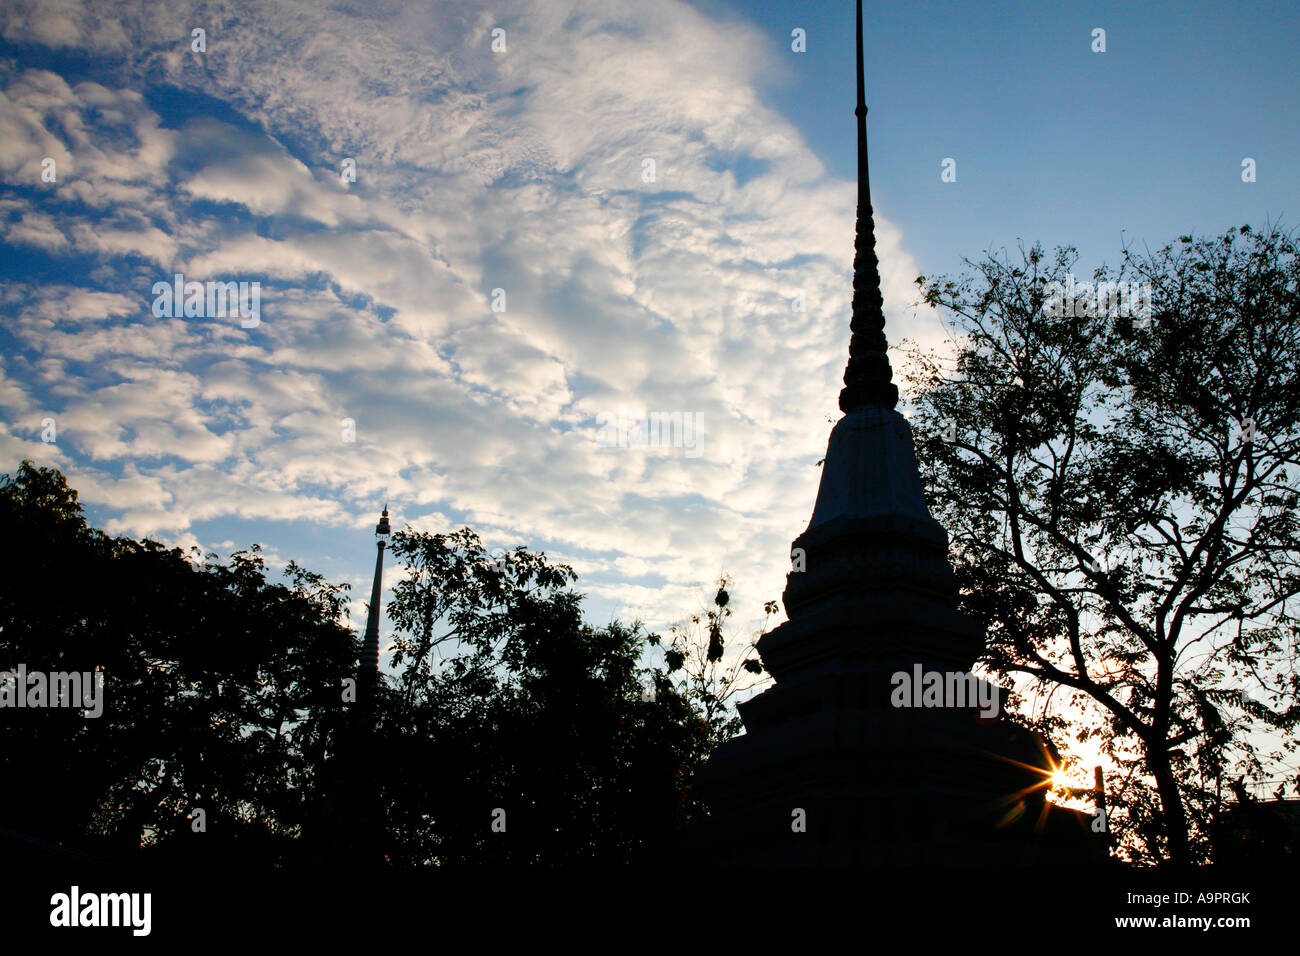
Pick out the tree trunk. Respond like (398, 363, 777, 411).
(1149, 745, 1191, 863)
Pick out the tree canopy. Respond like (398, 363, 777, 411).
(906, 222, 1300, 863)
(0, 462, 765, 867)
(0, 460, 356, 863)
(374, 529, 764, 864)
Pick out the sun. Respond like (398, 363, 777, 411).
(1045, 737, 1114, 809)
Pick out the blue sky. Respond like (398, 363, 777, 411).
(714, 0, 1298, 278)
(0, 0, 1294, 677)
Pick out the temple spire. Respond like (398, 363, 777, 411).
(839, 0, 898, 413)
(360, 505, 391, 710)
(346, 504, 392, 868)
(690, 0, 1103, 869)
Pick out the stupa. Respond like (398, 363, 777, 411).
(692, 0, 1102, 865)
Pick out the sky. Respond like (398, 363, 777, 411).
(0, 0, 1295, 699)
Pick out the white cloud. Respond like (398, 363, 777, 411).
(0, 0, 943, 634)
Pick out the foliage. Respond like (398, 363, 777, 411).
(0, 464, 775, 866)
(656, 576, 772, 748)
(906, 224, 1300, 863)
(363, 530, 770, 864)
(0, 461, 356, 863)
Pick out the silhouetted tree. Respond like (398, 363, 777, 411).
(0, 461, 355, 864)
(378, 529, 763, 864)
(0, 464, 773, 867)
(906, 223, 1300, 863)
(657, 575, 771, 748)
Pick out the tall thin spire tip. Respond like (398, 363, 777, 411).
(839, 0, 899, 413)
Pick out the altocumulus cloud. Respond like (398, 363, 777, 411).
(0, 0, 943, 635)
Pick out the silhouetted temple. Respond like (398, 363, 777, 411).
(692, 1, 1101, 865)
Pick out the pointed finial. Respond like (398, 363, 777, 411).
(839, 0, 898, 413)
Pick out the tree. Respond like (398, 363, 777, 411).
(0, 461, 356, 864)
(905, 223, 1300, 863)
(379, 528, 673, 863)
(378, 530, 766, 864)
(656, 576, 771, 751)
(0, 463, 773, 866)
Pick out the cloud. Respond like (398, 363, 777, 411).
(0, 0, 940, 634)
